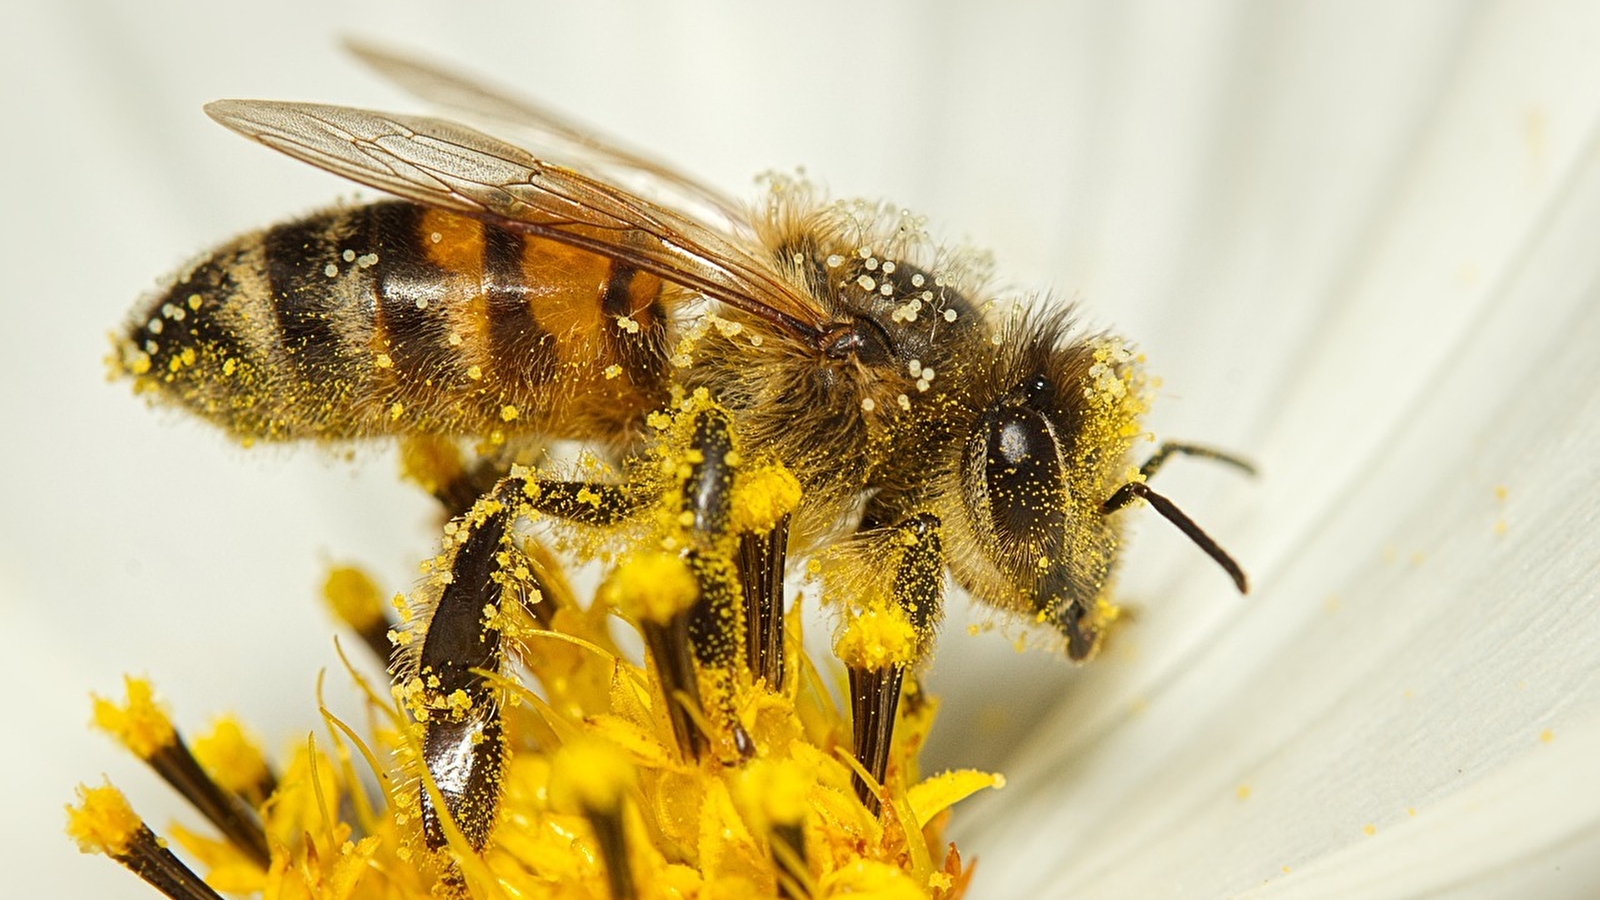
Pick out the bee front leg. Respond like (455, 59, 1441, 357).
(838, 513, 943, 814)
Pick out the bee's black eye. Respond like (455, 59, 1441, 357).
(977, 404, 1068, 543)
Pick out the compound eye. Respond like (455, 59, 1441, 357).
(980, 405, 1069, 543)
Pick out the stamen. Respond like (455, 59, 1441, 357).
(92, 677, 270, 867)
(67, 782, 228, 900)
(322, 565, 397, 666)
(607, 551, 707, 760)
(737, 759, 812, 897)
(551, 739, 638, 900)
(731, 464, 801, 690)
(847, 665, 907, 815)
(190, 716, 277, 807)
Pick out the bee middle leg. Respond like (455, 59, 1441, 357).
(662, 407, 757, 760)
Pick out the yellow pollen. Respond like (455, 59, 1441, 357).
(66, 783, 143, 857)
(91, 676, 174, 759)
(605, 551, 698, 622)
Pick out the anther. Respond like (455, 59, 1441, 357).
(91, 677, 270, 868)
(67, 783, 228, 900)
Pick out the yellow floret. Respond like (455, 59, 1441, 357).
(190, 717, 270, 796)
(549, 737, 636, 815)
(322, 565, 386, 632)
(736, 758, 811, 829)
(605, 551, 699, 623)
(65, 782, 143, 857)
(91, 676, 174, 759)
(730, 463, 803, 535)
(818, 859, 925, 900)
(835, 606, 920, 670)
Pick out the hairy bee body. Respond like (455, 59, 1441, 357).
(120, 49, 1246, 668)
(121, 200, 671, 444)
(123, 178, 1143, 648)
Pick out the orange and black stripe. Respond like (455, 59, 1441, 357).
(123, 200, 674, 443)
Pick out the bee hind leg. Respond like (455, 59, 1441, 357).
(406, 479, 529, 855)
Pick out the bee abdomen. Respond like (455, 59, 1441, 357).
(118, 201, 670, 443)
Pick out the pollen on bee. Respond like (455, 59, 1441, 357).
(429, 231, 443, 243)
(323, 263, 338, 278)
(857, 274, 877, 292)
(342, 249, 356, 262)
(943, 308, 958, 322)
(826, 254, 844, 268)
(374, 353, 393, 369)
(389, 402, 404, 420)
(861, 397, 876, 412)
(466, 365, 483, 380)
(616, 315, 640, 334)
(896, 394, 911, 411)
(501, 404, 520, 422)
(603, 364, 622, 380)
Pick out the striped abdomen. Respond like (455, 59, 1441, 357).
(119, 201, 672, 443)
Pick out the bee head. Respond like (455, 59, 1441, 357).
(952, 314, 1148, 660)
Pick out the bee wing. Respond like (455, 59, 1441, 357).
(342, 39, 748, 230)
(205, 99, 829, 339)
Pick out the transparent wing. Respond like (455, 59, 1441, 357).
(342, 39, 749, 232)
(205, 99, 829, 339)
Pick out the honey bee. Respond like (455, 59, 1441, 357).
(117, 44, 1250, 854)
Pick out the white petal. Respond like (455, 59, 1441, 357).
(966, 2, 1600, 896)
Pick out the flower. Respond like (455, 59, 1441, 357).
(8, 3, 1600, 899)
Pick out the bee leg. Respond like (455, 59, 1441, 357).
(683, 408, 739, 664)
(408, 481, 526, 855)
(843, 513, 943, 814)
(679, 407, 752, 759)
(525, 479, 640, 526)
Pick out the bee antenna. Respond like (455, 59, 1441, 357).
(1101, 481, 1248, 593)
